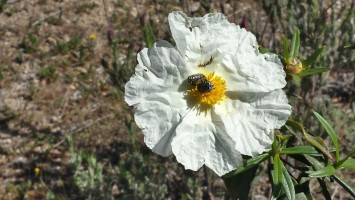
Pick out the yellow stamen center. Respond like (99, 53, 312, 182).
(187, 72, 227, 106)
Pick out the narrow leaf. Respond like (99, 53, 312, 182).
(298, 67, 331, 77)
(309, 165, 335, 178)
(272, 154, 283, 199)
(344, 45, 355, 50)
(332, 174, 355, 198)
(302, 46, 325, 68)
(280, 146, 318, 155)
(283, 35, 290, 61)
(313, 111, 339, 162)
(223, 153, 269, 178)
(286, 120, 332, 159)
(304, 133, 333, 160)
(290, 93, 302, 99)
(304, 155, 324, 170)
(336, 147, 355, 168)
(285, 124, 304, 144)
(290, 29, 300, 58)
(282, 163, 296, 200)
(339, 159, 355, 170)
(293, 30, 300, 58)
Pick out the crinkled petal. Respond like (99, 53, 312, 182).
(172, 109, 242, 176)
(125, 40, 189, 156)
(222, 53, 286, 92)
(168, 11, 256, 59)
(214, 89, 291, 156)
(168, 11, 286, 93)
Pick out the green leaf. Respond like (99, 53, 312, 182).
(285, 125, 304, 144)
(304, 155, 324, 170)
(271, 154, 283, 200)
(304, 133, 333, 160)
(302, 46, 325, 68)
(298, 67, 331, 77)
(336, 147, 355, 168)
(280, 146, 318, 155)
(259, 45, 268, 54)
(286, 119, 332, 159)
(223, 165, 258, 200)
(223, 153, 269, 178)
(294, 192, 310, 200)
(309, 165, 335, 178)
(283, 35, 290, 61)
(290, 29, 300, 58)
(332, 174, 355, 198)
(313, 111, 339, 162)
(339, 159, 355, 170)
(282, 163, 296, 200)
(344, 45, 355, 50)
(290, 93, 302, 99)
(143, 24, 154, 47)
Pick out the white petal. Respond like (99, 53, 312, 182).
(172, 109, 242, 176)
(214, 89, 291, 156)
(134, 93, 185, 156)
(168, 11, 256, 58)
(125, 40, 189, 106)
(168, 11, 286, 93)
(125, 40, 189, 156)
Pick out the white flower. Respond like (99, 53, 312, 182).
(125, 11, 291, 176)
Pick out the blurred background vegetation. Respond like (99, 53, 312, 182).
(0, 0, 353, 199)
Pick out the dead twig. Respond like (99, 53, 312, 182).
(31, 8, 62, 26)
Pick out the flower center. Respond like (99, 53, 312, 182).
(187, 72, 227, 106)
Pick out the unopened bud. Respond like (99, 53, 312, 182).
(323, 10, 330, 20)
(286, 58, 303, 74)
(240, 14, 250, 31)
(107, 26, 114, 43)
(140, 12, 148, 26)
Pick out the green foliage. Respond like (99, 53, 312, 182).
(102, 36, 134, 92)
(39, 65, 57, 80)
(271, 154, 283, 199)
(0, 0, 7, 12)
(280, 146, 318, 155)
(282, 163, 295, 200)
(21, 33, 42, 54)
(298, 67, 330, 77)
(289, 29, 300, 58)
(332, 175, 355, 198)
(52, 36, 82, 55)
(308, 165, 335, 178)
(302, 47, 325, 68)
(313, 111, 339, 162)
(223, 153, 269, 178)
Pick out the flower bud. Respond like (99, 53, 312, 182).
(107, 26, 114, 43)
(140, 12, 148, 26)
(285, 58, 303, 74)
(323, 10, 330, 20)
(240, 14, 250, 31)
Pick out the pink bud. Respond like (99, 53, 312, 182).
(240, 14, 250, 31)
(140, 12, 148, 25)
(323, 10, 330, 20)
(107, 26, 114, 43)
